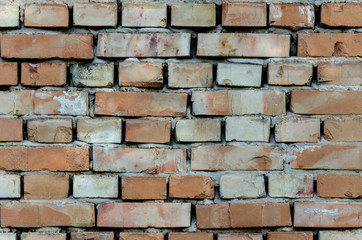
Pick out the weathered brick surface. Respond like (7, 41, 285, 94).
(0, 118, 23, 142)
(77, 118, 122, 143)
(171, 4, 215, 27)
(176, 119, 221, 142)
(119, 233, 163, 240)
(319, 231, 362, 240)
(220, 174, 265, 199)
(268, 62, 313, 86)
(317, 174, 361, 198)
(169, 233, 213, 240)
(324, 117, 362, 142)
(27, 118, 72, 143)
(119, 62, 163, 88)
(21, 62, 67, 86)
(0, 175, 21, 198)
(122, 176, 167, 200)
(217, 63, 262, 87)
(0, 62, 18, 85)
(71, 63, 114, 87)
(196, 204, 231, 229)
(21, 233, 66, 240)
(73, 175, 118, 198)
(24, 4, 69, 28)
(268, 232, 313, 240)
(275, 117, 320, 142)
(318, 62, 362, 86)
(24, 174, 69, 200)
(218, 234, 262, 240)
(168, 63, 213, 88)
(122, 3, 166, 28)
(0, 90, 34, 115)
(169, 175, 214, 199)
(222, 3, 266, 27)
(225, 116, 270, 142)
(74, 3, 118, 27)
(269, 174, 313, 198)
(321, 3, 362, 27)
(125, 119, 171, 144)
(269, 4, 314, 29)
(0, 233, 16, 240)
(71, 232, 114, 240)
(0, 5, 19, 28)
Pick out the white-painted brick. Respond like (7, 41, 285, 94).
(176, 119, 221, 142)
(225, 116, 270, 142)
(220, 174, 265, 199)
(73, 175, 118, 198)
(0, 175, 20, 198)
(269, 174, 314, 198)
(217, 63, 262, 87)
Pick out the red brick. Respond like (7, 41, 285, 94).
(290, 145, 362, 170)
(321, 3, 362, 27)
(97, 203, 190, 228)
(169, 176, 214, 199)
(0, 118, 22, 142)
(230, 203, 292, 228)
(0, 62, 17, 85)
(71, 232, 114, 240)
(317, 174, 362, 198)
(119, 62, 163, 88)
(298, 33, 362, 57)
(169, 233, 213, 240)
(74, 3, 117, 27)
(95, 91, 187, 117)
(222, 3, 266, 27)
(21, 62, 66, 86)
(191, 145, 283, 171)
(125, 119, 171, 144)
(218, 234, 262, 240)
(324, 117, 362, 142)
(196, 204, 231, 229)
(119, 233, 163, 240)
(24, 174, 69, 200)
(21, 233, 66, 240)
(97, 33, 190, 58)
(0, 90, 34, 115)
(318, 62, 362, 86)
(122, 176, 167, 200)
(294, 202, 362, 228)
(34, 91, 88, 115)
(24, 4, 69, 28)
(269, 4, 314, 29)
(291, 90, 362, 115)
(93, 147, 186, 173)
(1, 202, 94, 227)
(268, 232, 313, 240)
(0, 146, 89, 171)
(197, 33, 290, 57)
(1, 34, 93, 59)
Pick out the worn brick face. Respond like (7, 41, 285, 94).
(269, 4, 314, 29)
(74, 3, 118, 27)
(125, 119, 171, 144)
(122, 3, 166, 28)
(268, 62, 313, 86)
(122, 176, 167, 200)
(171, 4, 215, 27)
(0, 118, 23, 142)
(222, 3, 266, 27)
(24, 4, 69, 28)
(317, 174, 362, 198)
(168, 63, 213, 88)
(21, 62, 67, 86)
(321, 3, 362, 27)
(0, 5, 19, 28)
(169, 176, 214, 199)
(118, 62, 163, 88)
(27, 118, 72, 143)
(318, 62, 362, 86)
(0, 62, 18, 86)
(24, 174, 69, 200)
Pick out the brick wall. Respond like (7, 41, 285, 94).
(0, 0, 361, 239)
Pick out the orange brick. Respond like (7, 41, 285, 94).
(119, 233, 163, 240)
(122, 176, 167, 200)
(125, 119, 171, 144)
(71, 232, 114, 240)
(269, 4, 314, 29)
(222, 3, 266, 27)
(324, 117, 362, 142)
(24, 174, 69, 200)
(21, 233, 66, 240)
(169, 176, 214, 199)
(0, 146, 89, 171)
(0, 118, 22, 142)
(268, 232, 313, 240)
(196, 204, 231, 229)
(27, 118, 72, 143)
(317, 174, 362, 198)
(0, 62, 17, 85)
(1, 34, 93, 59)
(218, 234, 262, 240)
(267, 62, 313, 86)
(318, 62, 362, 86)
(169, 233, 213, 240)
(1, 202, 94, 227)
(321, 3, 362, 27)
(24, 4, 69, 28)
(21, 62, 66, 86)
(118, 62, 163, 88)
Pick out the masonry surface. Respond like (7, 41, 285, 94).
(0, 0, 361, 239)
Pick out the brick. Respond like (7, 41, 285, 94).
(169, 176, 214, 199)
(24, 4, 68, 28)
(21, 233, 66, 240)
(269, 174, 313, 198)
(27, 118, 72, 143)
(169, 233, 213, 240)
(73, 175, 118, 198)
(197, 33, 290, 57)
(77, 118, 122, 144)
(171, 4, 215, 27)
(291, 145, 362, 170)
(0, 90, 34, 115)
(269, 4, 314, 29)
(0, 5, 19, 28)
(74, 3, 117, 27)
(291, 90, 362, 115)
(225, 116, 270, 142)
(268, 232, 313, 240)
(268, 62, 313, 86)
(97, 203, 190, 228)
(122, 3, 166, 27)
(34, 91, 88, 116)
(196, 204, 231, 229)
(297, 33, 362, 57)
(275, 117, 320, 142)
(192, 145, 283, 171)
(321, 3, 362, 27)
(0, 146, 89, 171)
(0, 233, 16, 240)
(222, 3, 266, 27)
(168, 62, 213, 88)
(122, 176, 166, 200)
(95, 91, 187, 117)
(0, 175, 20, 198)
(317, 174, 362, 198)
(324, 117, 362, 142)
(21, 62, 66, 86)
(119, 233, 163, 240)
(218, 234, 262, 240)
(192, 90, 285, 116)
(93, 147, 186, 173)
(319, 231, 362, 240)
(24, 174, 69, 200)
(71, 232, 114, 240)
(217, 63, 262, 87)
(119, 62, 163, 88)
(318, 62, 362, 86)
(125, 119, 171, 144)
(175, 119, 221, 142)
(1, 34, 93, 59)
(97, 33, 190, 58)
(294, 202, 362, 228)
(71, 63, 114, 87)
(230, 203, 292, 228)
(0, 118, 23, 142)
(1, 202, 94, 227)
(220, 174, 265, 199)
(0, 62, 18, 85)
